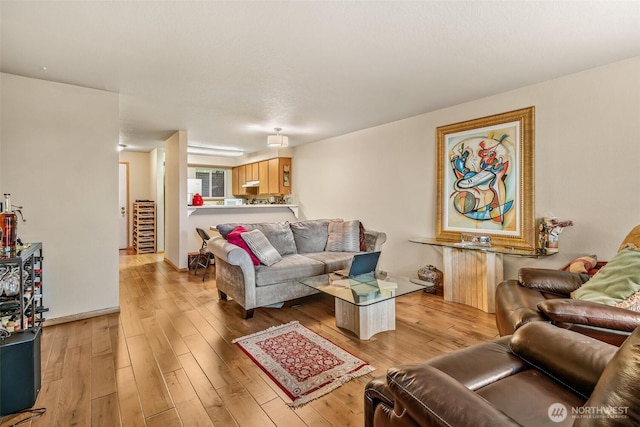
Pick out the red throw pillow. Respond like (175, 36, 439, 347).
(227, 225, 260, 265)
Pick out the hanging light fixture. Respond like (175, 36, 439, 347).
(267, 128, 289, 147)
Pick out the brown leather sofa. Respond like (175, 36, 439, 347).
(495, 268, 640, 346)
(364, 321, 640, 427)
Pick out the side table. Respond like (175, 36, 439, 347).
(410, 238, 553, 313)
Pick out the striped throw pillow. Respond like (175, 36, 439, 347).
(241, 229, 283, 266)
(325, 220, 361, 252)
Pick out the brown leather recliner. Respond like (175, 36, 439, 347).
(495, 268, 640, 346)
(364, 322, 640, 427)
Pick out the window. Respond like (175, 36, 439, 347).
(195, 168, 225, 198)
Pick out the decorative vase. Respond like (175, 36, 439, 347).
(417, 265, 443, 295)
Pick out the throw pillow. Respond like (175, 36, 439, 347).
(219, 222, 297, 255)
(290, 219, 331, 253)
(241, 229, 283, 266)
(226, 226, 260, 266)
(250, 222, 297, 256)
(325, 220, 361, 252)
(571, 248, 640, 311)
(618, 223, 640, 252)
(216, 223, 240, 239)
(563, 255, 598, 274)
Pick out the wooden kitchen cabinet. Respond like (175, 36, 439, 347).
(232, 165, 248, 196)
(232, 157, 291, 196)
(232, 166, 239, 195)
(258, 160, 269, 194)
(250, 163, 260, 181)
(268, 157, 292, 195)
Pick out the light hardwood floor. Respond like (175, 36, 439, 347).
(1, 252, 499, 427)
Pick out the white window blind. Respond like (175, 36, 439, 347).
(195, 169, 225, 198)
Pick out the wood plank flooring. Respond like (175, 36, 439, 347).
(1, 252, 499, 426)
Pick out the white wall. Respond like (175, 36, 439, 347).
(119, 151, 151, 247)
(164, 130, 188, 269)
(150, 148, 165, 252)
(294, 57, 640, 279)
(1, 73, 120, 321)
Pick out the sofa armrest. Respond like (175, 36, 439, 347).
(209, 238, 257, 309)
(495, 280, 550, 336)
(209, 238, 253, 269)
(518, 268, 590, 296)
(364, 229, 387, 252)
(538, 299, 640, 332)
(509, 322, 617, 398)
(364, 376, 396, 427)
(386, 364, 520, 427)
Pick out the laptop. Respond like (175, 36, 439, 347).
(334, 251, 381, 278)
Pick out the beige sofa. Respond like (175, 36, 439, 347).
(209, 219, 387, 318)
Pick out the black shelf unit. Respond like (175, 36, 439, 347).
(1, 243, 46, 416)
(0, 242, 47, 332)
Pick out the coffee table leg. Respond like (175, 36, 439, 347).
(335, 298, 396, 340)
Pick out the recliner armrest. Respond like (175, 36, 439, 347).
(495, 280, 550, 336)
(386, 364, 520, 427)
(509, 322, 617, 398)
(518, 268, 590, 296)
(538, 298, 640, 332)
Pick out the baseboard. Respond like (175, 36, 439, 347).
(43, 306, 121, 327)
(163, 257, 188, 272)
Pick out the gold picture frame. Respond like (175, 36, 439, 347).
(436, 106, 535, 250)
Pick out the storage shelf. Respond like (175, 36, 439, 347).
(133, 202, 156, 254)
(0, 242, 47, 332)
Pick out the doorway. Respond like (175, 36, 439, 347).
(118, 162, 130, 250)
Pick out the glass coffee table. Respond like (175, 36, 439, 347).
(300, 272, 427, 340)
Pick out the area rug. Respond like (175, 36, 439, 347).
(232, 320, 375, 407)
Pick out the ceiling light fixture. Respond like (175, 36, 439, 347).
(267, 128, 289, 147)
(187, 146, 244, 157)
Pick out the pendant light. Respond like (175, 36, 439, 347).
(267, 128, 289, 147)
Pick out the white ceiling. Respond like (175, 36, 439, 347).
(2, 1, 639, 154)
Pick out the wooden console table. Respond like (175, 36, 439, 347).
(410, 238, 552, 313)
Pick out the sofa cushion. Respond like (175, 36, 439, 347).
(226, 225, 260, 266)
(290, 219, 331, 253)
(303, 251, 355, 274)
(509, 322, 615, 399)
(325, 220, 360, 252)
(241, 229, 282, 266)
(254, 254, 325, 287)
(571, 248, 640, 311)
(574, 327, 640, 426)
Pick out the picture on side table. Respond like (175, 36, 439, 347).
(436, 106, 535, 250)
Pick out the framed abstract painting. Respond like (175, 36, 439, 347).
(436, 106, 535, 250)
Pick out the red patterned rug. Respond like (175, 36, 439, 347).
(232, 321, 374, 407)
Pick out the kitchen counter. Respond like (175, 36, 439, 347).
(187, 204, 298, 218)
(187, 204, 300, 253)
